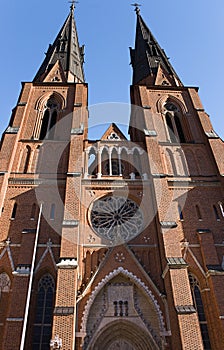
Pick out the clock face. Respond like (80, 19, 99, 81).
(90, 196, 144, 245)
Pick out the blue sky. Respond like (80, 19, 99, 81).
(0, 0, 223, 139)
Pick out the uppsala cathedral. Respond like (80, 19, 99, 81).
(0, 3, 224, 349)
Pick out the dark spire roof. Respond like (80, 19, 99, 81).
(34, 5, 85, 83)
(130, 9, 182, 86)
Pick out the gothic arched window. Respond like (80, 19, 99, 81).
(32, 274, 55, 350)
(189, 274, 211, 349)
(39, 98, 58, 140)
(164, 102, 186, 143)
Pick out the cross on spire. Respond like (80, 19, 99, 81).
(69, 0, 79, 12)
(131, 3, 141, 14)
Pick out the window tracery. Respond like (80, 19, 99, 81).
(189, 274, 211, 349)
(164, 101, 186, 143)
(32, 274, 55, 350)
(90, 196, 144, 244)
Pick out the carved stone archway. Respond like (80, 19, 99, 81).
(88, 320, 159, 350)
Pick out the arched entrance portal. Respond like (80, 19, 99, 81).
(88, 320, 160, 350)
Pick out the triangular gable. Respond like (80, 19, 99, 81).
(101, 123, 127, 141)
(79, 244, 161, 301)
(43, 60, 67, 83)
(154, 64, 176, 87)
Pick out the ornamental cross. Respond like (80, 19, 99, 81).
(131, 3, 141, 13)
(69, 0, 79, 11)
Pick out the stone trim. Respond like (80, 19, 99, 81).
(176, 305, 196, 314)
(22, 228, 36, 234)
(62, 220, 79, 227)
(160, 221, 177, 229)
(5, 127, 20, 134)
(54, 306, 74, 316)
(57, 258, 78, 269)
(144, 129, 157, 137)
(67, 172, 82, 177)
(6, 318, 24, 322)
(80, 266, 166, 336)
(197, 229, 211, 234)
(167, 257, 188, 268)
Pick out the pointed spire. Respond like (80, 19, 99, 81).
(34, 5, 84, 83)
(130, 9, 182, 86)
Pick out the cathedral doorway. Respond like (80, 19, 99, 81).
(87, 320, 159, 350)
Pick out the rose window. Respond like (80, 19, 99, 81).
(90, 196, 144, 244)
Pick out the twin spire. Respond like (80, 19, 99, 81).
(130, 7, 182, 86)
(34, 4, 85, 83)
(34, 5, 181, 87)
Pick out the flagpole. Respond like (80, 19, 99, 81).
(20, 203, 43, 350)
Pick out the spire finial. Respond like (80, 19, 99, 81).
(69, 0, 79, 13)
(131, 3, 141, 14)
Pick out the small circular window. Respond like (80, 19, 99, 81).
(90, 196, 144, 244)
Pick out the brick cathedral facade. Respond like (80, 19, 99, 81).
(0, 5, 224, 350)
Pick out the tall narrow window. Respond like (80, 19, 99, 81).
(178, 205, 183, 220)
(50, 204, 55, 220)
(32, 274, 55, 350)
(24, 146, 31, 173)
(213, 205, 220, 221)
(166, 113, 176, 142)
(88, 149, 97, 176)
(0, 273, 11, 327)
(196, 205, 202, 220)
(30, 203, 37, 220)
(111, 149, 120, 175)
(48, 110, 57, 139)
(39, 98, 58, 140)
(189, 274, 211, 349)
(11, 203, 17, 220)
(218, 202, 224, 217)
(102, 148, 109, 176)
(174, 114, 186, 143)
(164, 102, 187, 143)
(40, 110, 50, 140)
(133, 149, 142, 177)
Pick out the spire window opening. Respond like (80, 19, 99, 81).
(189, 274, 211, 350)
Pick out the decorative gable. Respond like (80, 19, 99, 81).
(42, 60, 67, 83)
(101, 123, 127, 141)
(154, 64, 176, 87)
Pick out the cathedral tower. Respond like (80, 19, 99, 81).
(0, 5, 224, 350)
